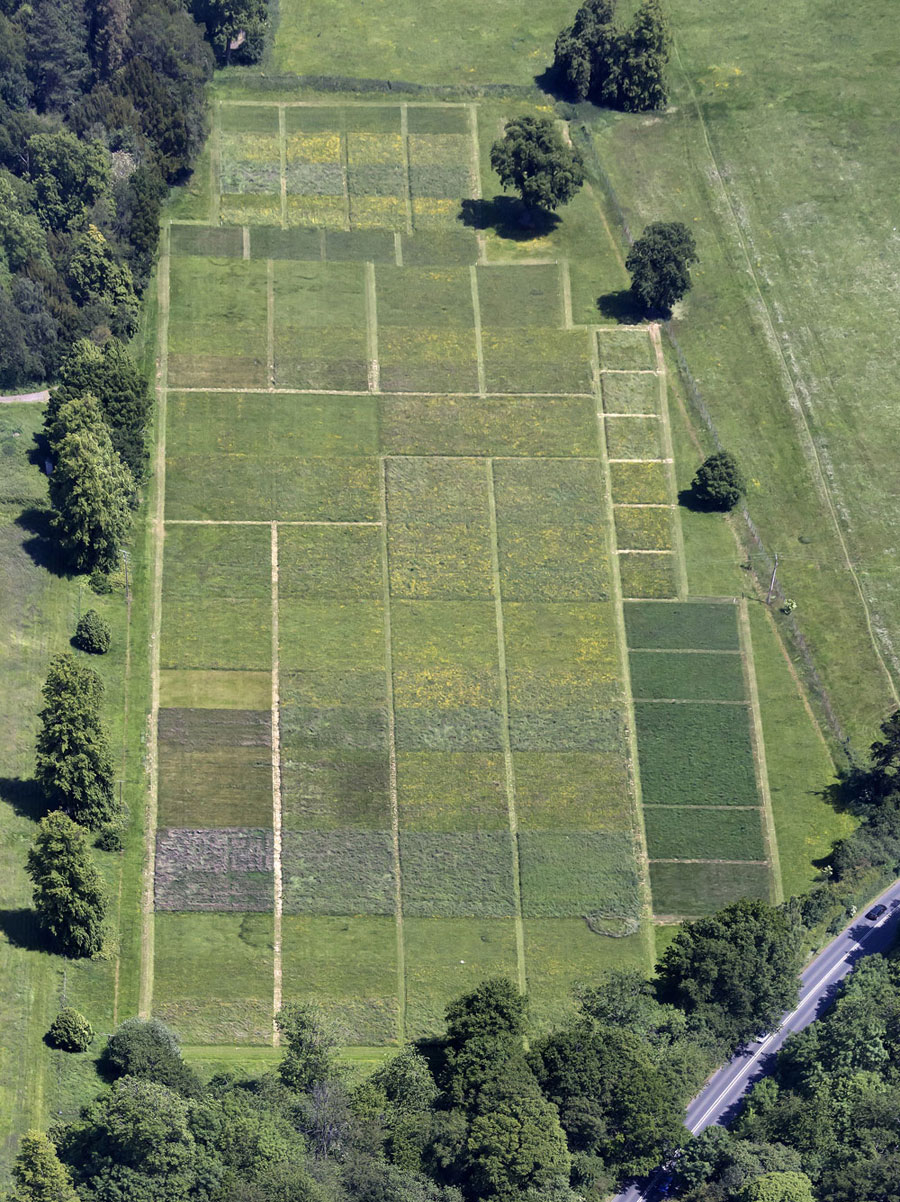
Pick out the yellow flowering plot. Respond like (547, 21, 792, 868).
(385, 456, 487, 522)
(285, 132, 342, 165)
(502, 603, 621, 711)
(608, 459, 670, 505)
(347, 132, 404, 165)
(513, 751, 633, 831)
(411, 196, 460, 228)
(378, 327, 479, 393)
(222, 132, 281, 165)
(388, 522, 494, 600)
(497, 524, 609, 602)
(604, 416, 664, 461)
(396, 752, 508, 831)
(286, 194, 346, 228)
(408, 134, 471, 168)
(613, 505, 674, 551)
(349, 194, 406, 228)
(220, 194, 282, 225)
(618, 552, 678, 600)
(219, 134, 281, 194)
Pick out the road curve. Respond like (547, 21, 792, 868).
(615, 878, 900, 1202)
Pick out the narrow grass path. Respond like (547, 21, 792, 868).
(270, 523, 283, 1042)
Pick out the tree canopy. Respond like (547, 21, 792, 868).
(26, 810, 106, 957)
(690, 450, 747, 512)
(490, 116, 584, 217)
(552, 0, 671, 111)
(626, 220, 698, 313)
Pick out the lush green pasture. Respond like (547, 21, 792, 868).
(629, 649, 746, 701)
(644, 806, 765, 862)
(649, 861, 772, 917)
(625, 600, 740, 650)
(589, 0, 900, 748)
(635, 701, 758, 807)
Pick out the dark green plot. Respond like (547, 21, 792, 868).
(649, 861, 772, 916)
(476, 264, 563, 327)
(402, 231, 480, 266)
(162, 524, 271, 599)
(325, 229, 396, 261)
(158, 745, 273, 829)
(629, 650, 746, 701)
(220, 104, 279, 134)
(518, 831, 641, 918)
(281, 750, 391, 829)
(170, 226, 242, 257)
(281, 829, 396, 914)
(635, 701, 758, 806)
(399, 831, 517, 917)
(624, 601, 740, 650)
(406, 106, 469, 134)
(645, 806, 766, 861)
(251, 226, 322, 260)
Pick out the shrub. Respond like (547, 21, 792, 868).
(47, 1007, 94, 1052)
(690, 451, 746, 512)
(74, 609, 111, 654)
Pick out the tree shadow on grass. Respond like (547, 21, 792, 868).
(677, 486, 736, 515)
(0, 908, 48, 953)
(15, 506, 73, 578)
(459, 196, 561, 241)
(0, 777, 46, 822)
(597, 288, 647, 324)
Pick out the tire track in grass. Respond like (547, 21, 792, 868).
(139, 222, 170, 1019)
(271, 522, 284, 1042)
(378, 461, 407, 1043)
(485, 459, 526, 994)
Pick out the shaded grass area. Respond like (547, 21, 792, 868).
(524, 922, 648, 1028)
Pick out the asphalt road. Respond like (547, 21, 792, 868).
(615, 878, 900, 1202)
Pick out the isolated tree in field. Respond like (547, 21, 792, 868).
(35, 652, 116, 828)
(490, 116, 584, 220)
(48, 393, 134, 574)
(27, 811, 106, 957)
(626, 220, 698, 313)
(656, 899, 802, 1047)
(8, 1130, 80, 1202)
(47, 1007, 94, 1052)
(73, 608, 111, 654)
(691, 450, 746, 512)
(276, 1003, 339, 1094)
(617, 0, 671, 112)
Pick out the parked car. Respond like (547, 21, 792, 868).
(865, 904, 888, 921)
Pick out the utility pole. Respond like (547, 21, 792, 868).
(766, 552, 779, 605)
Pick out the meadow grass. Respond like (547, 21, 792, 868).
(604, 416, 665, 461)
(613, 506, 674, 551)
(629, 650, 746, 701)
(476, 264, 563, 327)
(634, 701, 758, 807)
(596, 328, 656, 371)
(524, 922, 649, 1028)
(396, 752, 508, 831)
(281, 829, 396, 915)
(618, 552, 678, 599)
(399, 831, 517, 917)
(644, 806, 765, 861)
(601, 371, 660, 415)
(518, 831, 641, 919)
(513, 751, 632, 832)
(649, 861, 772, 917)
(624, 600, 740, 650)
(608, 460, 670, 505)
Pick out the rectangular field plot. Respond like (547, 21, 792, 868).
(167, 258, 267, 389)
(170, 224, 242, 258)
(273, 261, 368, 390)
(476, 264, 563, 327)
(525, 922, 648, 1026)
(379, 327, 479, 392)
(645, 806, 766, 861)
(503, 603, 622, 750)
(281, 750, 390, 830)
(379, 394, 598, 457)
(518, 831, 641, 918)
(160, 597, 270, 670)
(282, 916, 398, 1045)
(408, 133, 473, 200)
(153, 912, 274, 1044)
(391, 601, 502, 751)
(597, 327, 656, 371)
(220, 194, 283, 226)
(481, 329, 593, 394)
(624, 600, 740, 650)
(649, 861, 772, 917)
(376, 266, 473, 326)
(386, 457, 492, 600)
(279, 525, 382, 599)
(404, 918, 519, 1039)
(155, 828, 274, 911)
(251, 226, 322, 260)
(513, 751, 632, 831)
(400, 831, 516, 916)
(346, 132, 405, 196)
(219, 129, 281, 194)
(283, 129, 342, 198)
(608, 460, 670, 504)
(162, 523, 271, 597)
(407, 106, 469, 134)
(220, 104, 280, 134)
(325, 229, 396, 262)
(281, 829, 395, 914)
(402, 230, 480, 266)
(159, 669, 271, 710)
(629, 650, 746, 701)
(601, 371, 660, 414)
(158, 708, 272, 829)
(613, 506, 674, 551)
(618, 551, 678, 599)
(634, 702, 759, 806)
(397, 751, 508, 830)
(605, 416, 664, 461)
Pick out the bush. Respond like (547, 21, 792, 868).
(74, 609, 111, 654)
(102, 1017, 201, 1096)
(690, 451, 746, 512)
(47, 1007, 94, 1052)
(89, 569, 113, 595)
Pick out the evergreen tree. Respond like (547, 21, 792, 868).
(490, 116, 584, 220)
(24, 0, 90, 113)
(552, 0, 619, 103)
(48, 338, 152, 482)
(617, 0, 671, 112)
(27, 811, 107, 957)
(690, 450, 746, 512)
(35, 652, 116, 828)
(8, 1130, 80, 1202)
(48, 394, 134, 573)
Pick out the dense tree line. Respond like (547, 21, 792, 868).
(0, 0, 266, 391)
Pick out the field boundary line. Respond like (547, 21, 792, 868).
(242, 226, 250, 260)
(560, 259, 573, 328)
(266, 259, 275, 386)
(651, 323, 689, 599)
(209, 102, 220, 224)
(467, 104, 482, 200)
(601, 368, 660, 375)
(485, 459, 527, 993)
(649, 857, 768, 866)
(608, 457, 672, 464)
(737, 596, 784, 903)
(615, 501, 674, 508)
(400, 103, 414, 234)
(270, 522, 284, 1041)
(378, 459, 407, 1043)
(278, 105, 287, 228)
(339, 132, 351, 230)
(166, 518, 381, 526)
(393, 232, 403, 266)
(671, 35, 899, 708)
(470, 266, 486, 396)
(606, 412, 661, 419)
(139, 223, 171, 1018)
(618, 548, 675, 555)
(170, 386, 596, 398)
(365, 262, 380, 392)
(590, 330, 656, 970)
